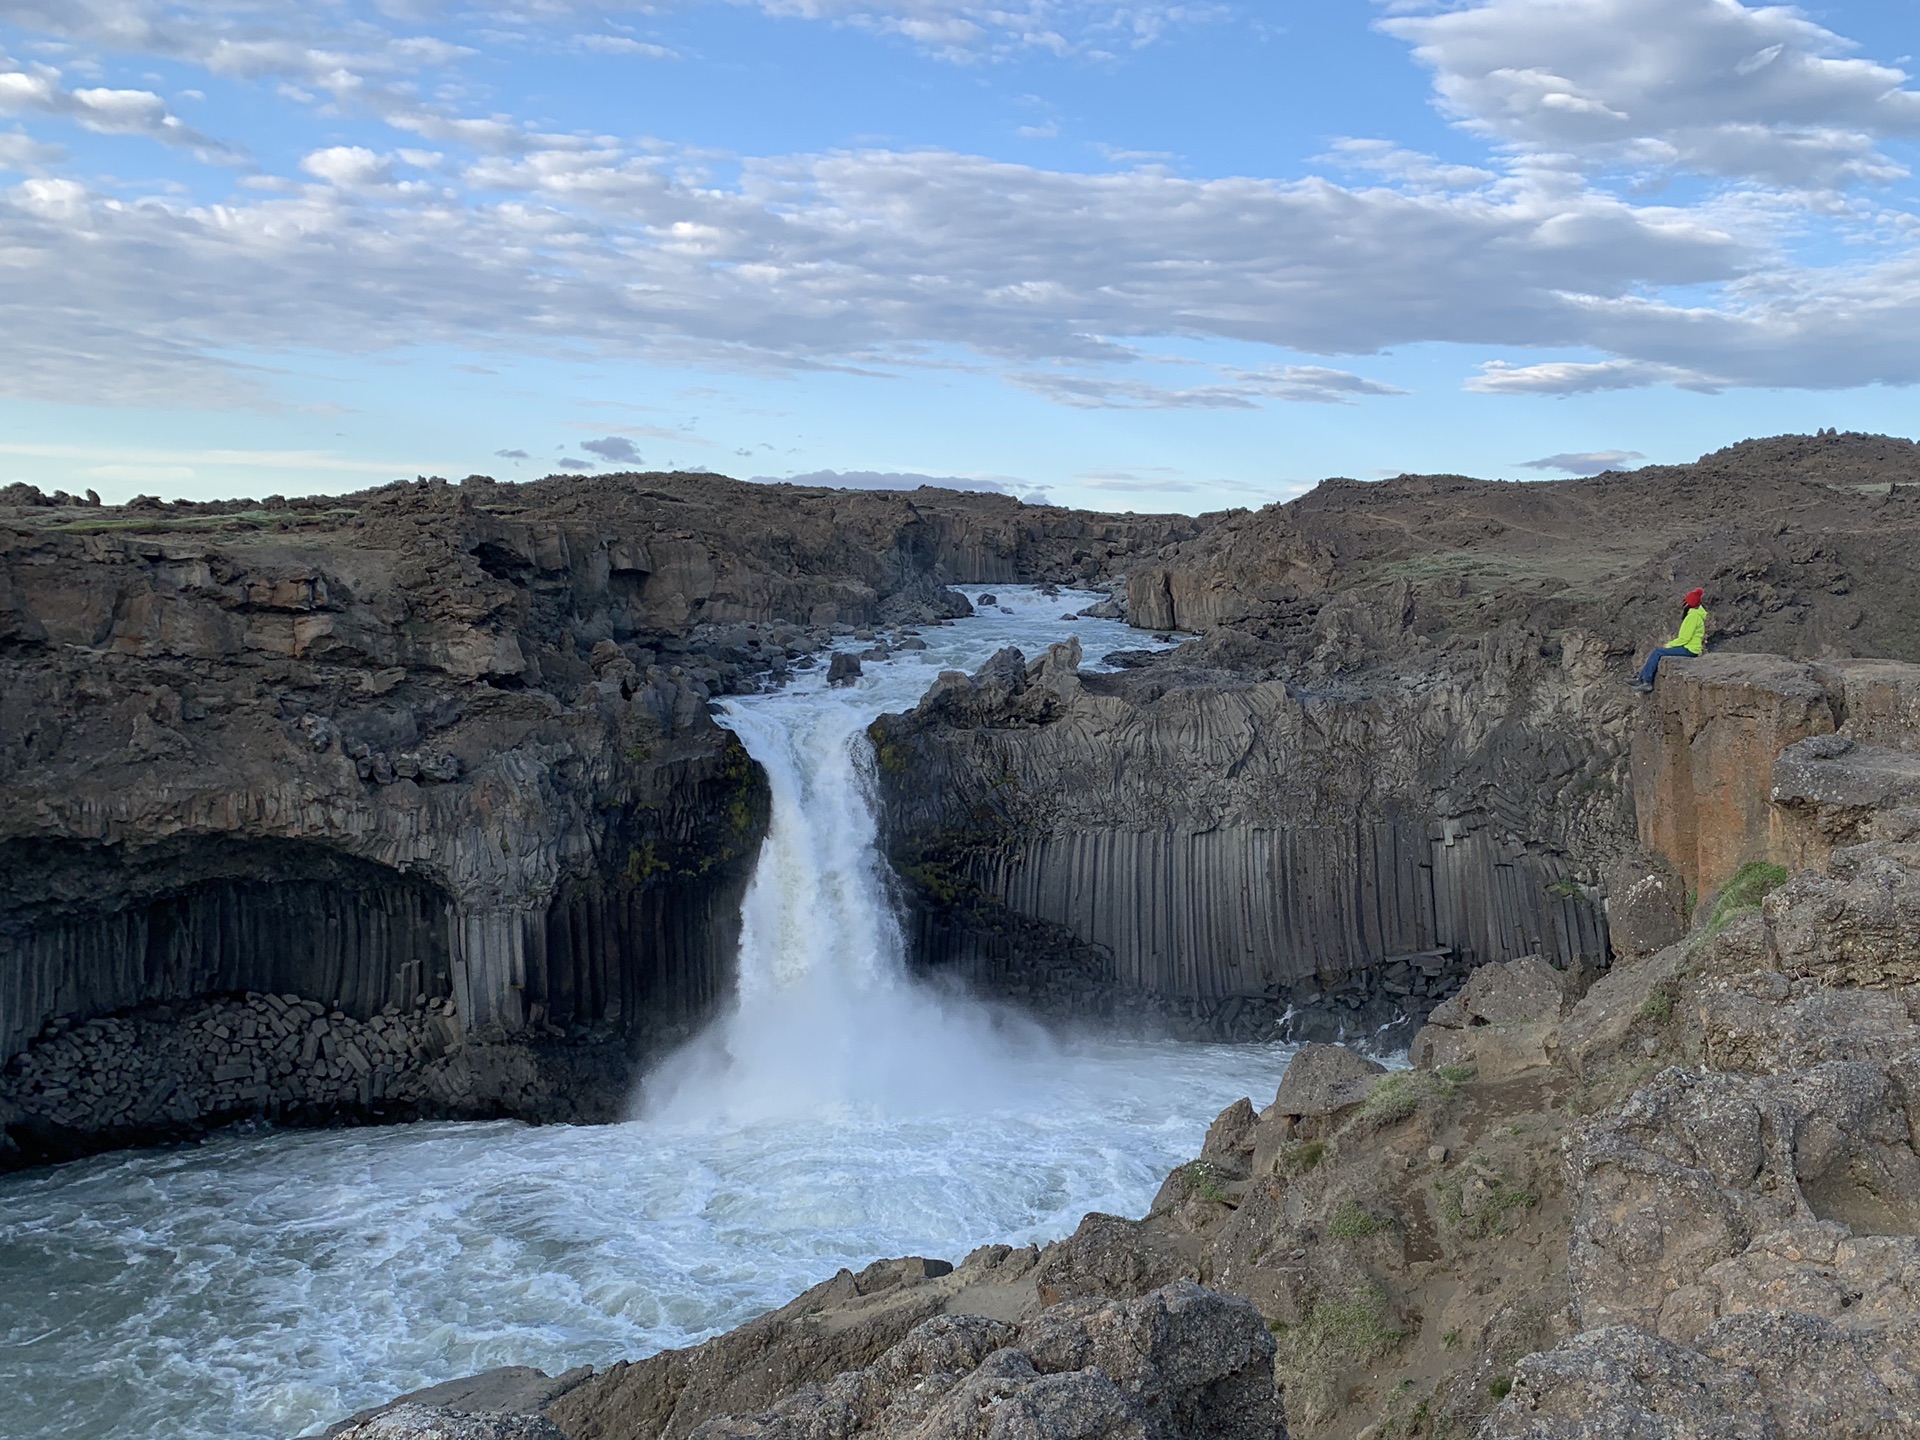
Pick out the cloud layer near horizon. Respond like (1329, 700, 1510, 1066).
(0, 0, 1916, 410)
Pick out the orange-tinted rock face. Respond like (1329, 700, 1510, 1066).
(1632, 655, 1920, 914)
(1631, 654, 1836, 914)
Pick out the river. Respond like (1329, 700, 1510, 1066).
(0, 585, 1296, 1440)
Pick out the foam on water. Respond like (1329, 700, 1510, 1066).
(0, 587, 1296, 1440)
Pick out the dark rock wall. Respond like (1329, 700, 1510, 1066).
(537, 869, 749, 1043)
(873, 645, 1619, 1034)
(962, 817, 1606, 998)
(0, 839, 454, 1067)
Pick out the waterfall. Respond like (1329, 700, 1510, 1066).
(636, 587, 1175, 1122)
(639, 668, 1046, 1122)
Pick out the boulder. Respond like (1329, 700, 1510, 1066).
(1409, 956, 1571, 1076)
(1033, 1213, 1199, 1306)
(325, 1404, 567, 1440)
(1765, 842, 1920, 989)
(322, 1368, 589, 1439)
(1266, 1043, 1386, 1120)
(827, 652, 863, 686)
(687, 1281, 1285, 1440)
(1603, 852, 1689, 958)
(1484, 1314, 1920, 1439)
(1453, 955, 1570, 1026)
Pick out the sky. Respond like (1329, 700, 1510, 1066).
(0, 0, 1916, 512)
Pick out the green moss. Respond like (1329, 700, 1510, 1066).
(44, 508, 303, 534)
(1360, 1073, 1422, 1125)
(1435, 1064, 1477, 1085)
(1184, 1160, 1229, 1205)
(719, 739, 757, 835)
(624, 842, 668, 885)
(1489, 1376, 1513, 1400)
(1544, 877, 1583, 899)
(867, 722, 913, 776)
(1326, 1201, 1389, 1241)
(1285, 1139, 1328, 1172)
(1639, 980, 1677, 1026)
(1356, 1068, 1462, 1129)
(1269, 1282, 1409, 1426)
(1705, 862, 1790, 934)
(1435, 1160, 1540, 1240)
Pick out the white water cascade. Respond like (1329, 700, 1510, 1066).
(642, 637, 1046, 1122)
(0, 587, 1299, 1440)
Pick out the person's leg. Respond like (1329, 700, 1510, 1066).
(1639, 645, 1690, 687)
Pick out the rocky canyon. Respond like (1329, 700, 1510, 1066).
(6, 431, 1920, 1440)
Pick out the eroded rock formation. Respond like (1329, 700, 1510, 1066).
(873, 436, 1920, 1041)
(1, 472, 1195, 1163)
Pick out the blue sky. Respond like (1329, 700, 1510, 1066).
(1, 0, 1916, 511)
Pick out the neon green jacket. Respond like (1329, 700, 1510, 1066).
(1669, 606, 1708, 655)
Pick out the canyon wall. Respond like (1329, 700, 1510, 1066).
(0, 472, 1195, 1161)
(875, 436, 1920, 1038)
(874, 633, 1623, 1039)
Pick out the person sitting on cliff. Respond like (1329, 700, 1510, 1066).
(1633, 587, 1708, 692)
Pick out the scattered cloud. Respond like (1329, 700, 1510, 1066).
(0, 61, 226, 154)
(555, 456, 595, 470)
(1383, 0, 1920, 190)
(1013, 364, 1406, 409)
(301, 146, 391, 186)
(570, 421, 717, 447)
(1321, 137, 1495, 190)
(1517, 449, 1646, 475)
(0, 129, 62, 169)
(1468, 360, 1724, 395)
(0, 0, 1915, 413)
(580, 434, 643, 463)
(574, 35, 678, 59)
(494, 447, 530, 459)
(726, 1, 1223, 61)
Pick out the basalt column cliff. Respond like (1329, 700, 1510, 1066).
(872, 434, 1920, 1041)
(0, 472, 1197, 1164)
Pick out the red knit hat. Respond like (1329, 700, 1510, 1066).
(1683, 587, 1705, 608)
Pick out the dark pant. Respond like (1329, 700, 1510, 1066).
(1639, 645, 1694, 685)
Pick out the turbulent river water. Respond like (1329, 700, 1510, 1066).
(0, 586, 1297, 1440)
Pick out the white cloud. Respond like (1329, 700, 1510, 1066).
(0, 129, 61, 169)
(0, 60, 223, 152)
(727, 1, 1218, 59)
(580, 434, 643, 463)
(0, 0, 1915, 411)
(1516, 449, 1645, 475)
(1383, 0, 1920, 190)
(1467, 359, 1724, 394)
(0, 144, 1776, 408)
(1012, 364, 1405, 408)
(301, 145, 391, 186)
(575, 34, 677, 59)
(1322, 137, 1495, 191)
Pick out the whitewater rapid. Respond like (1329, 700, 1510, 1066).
(0, 586, 1297, 1440)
